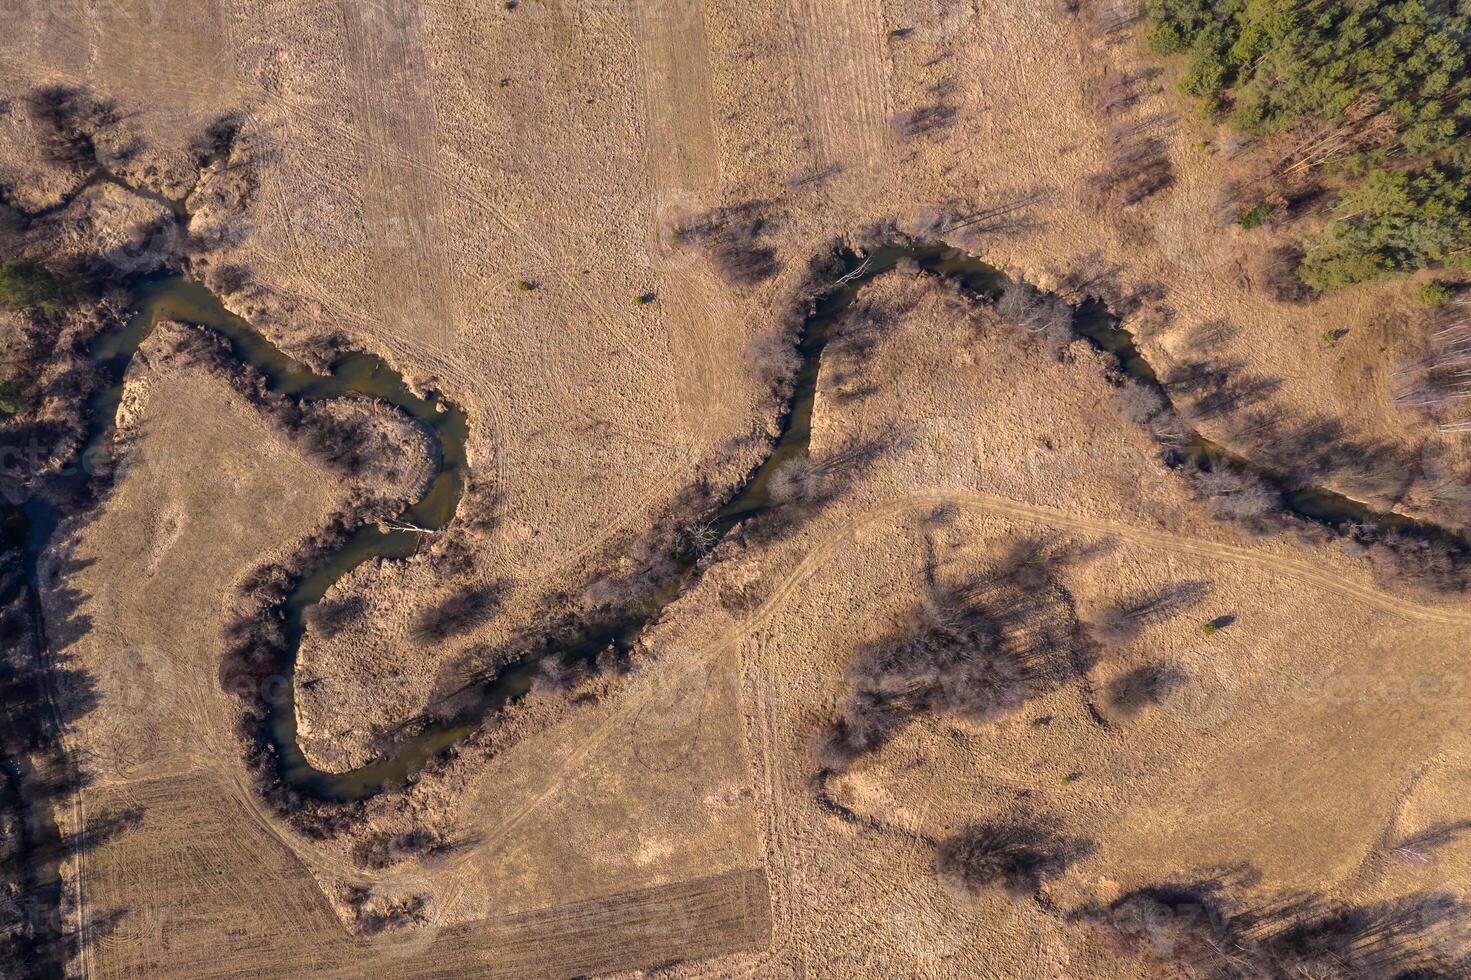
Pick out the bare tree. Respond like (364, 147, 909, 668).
(410, 582, 504, 644)
(1190, 466, 1279, 520)
(995, 280, 1074, 356)
(1081, 880, 1471, 978)
(890, 103, 958, 141)
(936, 816, 1092, 900)
(1105, 662, 1185, 717)
(1084, 605, 1142, 647)
(305, 594, 368, 641)
(675, 202, 780, 285)
(1112, 379, 1164, 425)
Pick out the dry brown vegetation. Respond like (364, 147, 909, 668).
(936, 814, 1093, 902)
(1082, 878, 1471, 978)
(675, 202, 782, 286)
(7, 2, 1471, 977)
(813, 535, 1090, 774)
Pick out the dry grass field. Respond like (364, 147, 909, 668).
(4, 0, 1471, 977)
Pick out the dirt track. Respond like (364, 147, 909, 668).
(8, 1, 1471, 976)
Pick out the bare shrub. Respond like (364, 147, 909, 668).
(991, 534, 1073, 591)
(995, 280, 1074, 356)
(295, 411, 371, 475)
(869, 598, 1012, 707)
(1106, 662, 1184, 716)
(410, 582, 503, 644)
(890, 103, 958, 141)
(342, 882, 431, 935)
(935, 816, 1092, 900)
(350, 828, 445, 871)
(455, 475, 501, 535)
(1084, 605, 1142, 647)
(676, 202, 780, 286)
(1188, 465, 1280, 520)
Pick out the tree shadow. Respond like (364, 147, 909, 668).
(1082, 868, 1471, 977)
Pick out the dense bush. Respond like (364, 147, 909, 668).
(1418, 280, 1456, 307)
(0, 262, 67, 315)
(0, 380, 21, 415)
(1145, 0, 1471, 289)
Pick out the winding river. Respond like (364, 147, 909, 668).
(16, 239, 1467, 809)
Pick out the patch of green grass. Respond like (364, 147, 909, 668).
(1417, 280, 1456, 308)
(1237, 203, 1274, 230)
(0, 380, 22, 415)
(0, 262, 68, 315)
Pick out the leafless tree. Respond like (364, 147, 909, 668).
(1251, 243, 1315, 304)
(305, 594, 368, 641)
(1112, 379, 1165, 425)
(890, 103, 959, 141)
(675, 202, 780, 285)
(1090, 120, 1175, 208)
(1093, 70, 1139, 116)
(1190, 466, 1280, 520)
(1084, 605, 1142, 647)
(995, 280, 1074, 356)
(1081, 880, 1471, 978)
(1106, 662, 1185, 716)
(936, 816, 1092, 901)
(410, 582, 504, 644)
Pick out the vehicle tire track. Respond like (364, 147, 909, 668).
(730, 488, 1471, 971)
(337, 0, 461, 352)
(438, 484, 1471, 880)
(788, 0, 891, 176)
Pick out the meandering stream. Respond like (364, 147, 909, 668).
(16, 239, 1465, 807)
